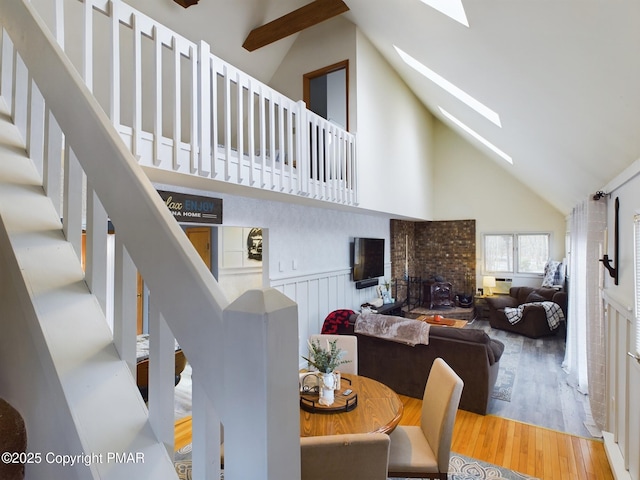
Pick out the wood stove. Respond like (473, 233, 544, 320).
(427, 281, 455, 309)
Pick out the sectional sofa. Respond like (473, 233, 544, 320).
(322, 311, 504, 415)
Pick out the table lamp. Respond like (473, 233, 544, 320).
(483, 276, 496, 296)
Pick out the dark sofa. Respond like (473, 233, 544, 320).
(484, 286, 567, 338)
(324, 312, 504, 415)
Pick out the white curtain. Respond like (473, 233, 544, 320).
(564, 197, 607, 428)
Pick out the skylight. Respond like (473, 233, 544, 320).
(439, 108, 513, 164)
(418, 0, 469, 27)
(394, 46, 501, 128)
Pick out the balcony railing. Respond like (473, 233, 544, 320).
(53, 0, 357, 206)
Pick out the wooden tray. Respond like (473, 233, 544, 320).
(300, 387, 358, 413)
(417, 314, 457, 326)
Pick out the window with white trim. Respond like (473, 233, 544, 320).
(633, 215, 640, 356)
(484, 233, 550, 275)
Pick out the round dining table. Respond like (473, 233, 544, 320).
(299, 374, 404, 437)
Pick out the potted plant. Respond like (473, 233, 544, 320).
(302, 339, 351, 406)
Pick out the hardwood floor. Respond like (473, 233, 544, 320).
(174, 415, 192, 451)
(173, 320, 612, 478)
(399, 395, 614, 480)
(174, 399, 613, 479)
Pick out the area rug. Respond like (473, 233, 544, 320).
(174, 448, 537, 480)
(473, 323, 523, 402)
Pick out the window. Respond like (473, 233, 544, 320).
(484, 233, 550, 275)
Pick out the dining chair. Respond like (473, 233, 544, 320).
(308, 334, 358, 375)
(301, 433, 390, 480)
(387, 357, 464, 479)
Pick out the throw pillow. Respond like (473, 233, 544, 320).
(553, 262, 565, 286)
(542, 260, 560, 287)
(526, 292, 547, 303)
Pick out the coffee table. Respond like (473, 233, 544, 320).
(416, 314, 468, 329)
(299, 374, 403, 437)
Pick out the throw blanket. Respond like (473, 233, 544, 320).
(504, 301, 564, 330)
(321, 309, 356, 334)
(354, 313, 430, 346)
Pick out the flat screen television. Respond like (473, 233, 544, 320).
(352, 237, 385, 282)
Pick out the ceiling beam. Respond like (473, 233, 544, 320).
(242, 0, 350, 52)
(173, 0, 199, 8)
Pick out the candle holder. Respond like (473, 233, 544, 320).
(599, 197, 619, 285)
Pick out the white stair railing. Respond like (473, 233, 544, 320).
(48, 0, 357, 206)
(0, 1, 300, 478)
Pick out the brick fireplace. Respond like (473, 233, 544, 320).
(390, 219, 476, 307)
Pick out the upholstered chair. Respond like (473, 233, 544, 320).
(387, 357, 464, 479)
(308, 334, 358, 375)
(301, 433, 390, 480)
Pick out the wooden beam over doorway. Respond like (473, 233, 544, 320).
(242, 0, 350, 52)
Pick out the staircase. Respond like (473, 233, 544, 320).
(0, 96, 179, 477)
(0, 0, 301, 478)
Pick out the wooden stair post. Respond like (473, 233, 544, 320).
(0, 399, 26, 480)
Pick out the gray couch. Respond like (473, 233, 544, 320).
(484, 286, 567, 338)
(332, 314, 504, 415)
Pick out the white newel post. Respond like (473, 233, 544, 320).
(223, 289, 301, 480)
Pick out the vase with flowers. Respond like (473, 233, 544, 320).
(302, 339, 351, 406)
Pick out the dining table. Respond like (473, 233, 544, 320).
(299, 374, 404, 437)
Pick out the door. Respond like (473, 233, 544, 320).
(303, 60, 348, 130)
(137, 227, 213, 334)
(186, 227, 212, 269)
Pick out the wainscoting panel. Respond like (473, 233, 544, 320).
(603, 291, 638, 480)
(271, 265, 391, 363)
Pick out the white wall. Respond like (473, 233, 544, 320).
(153, 182, 392, 349)
(269, 19, 435, 220)
(217, 226, 263, 300)
(602, 165, 640, 299)
(354, 30, 435, 219)
(599, 161, 640, 479)
(432, 120, 567, 288)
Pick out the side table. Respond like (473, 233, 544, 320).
(473, 295, 491, 321)
(373, 302, 403, 317)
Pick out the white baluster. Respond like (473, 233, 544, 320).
(43, 107, 63, 216)
(63, 145, 84, 263)
(198, 41, 211, 177)
(172, 36, 181, 171)
(153, 26, 162, 166)
(27, 81, 45, 177)
(132, 13, 143, 158)
(236, 69, 244, 183)
(85, 185, 109, 315)
(189, 43, 197, 174)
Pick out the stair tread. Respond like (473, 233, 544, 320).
(0, 99, 177, 478)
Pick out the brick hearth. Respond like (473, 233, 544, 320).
(390, 219, 476, 304)
(403, 306, 476, 321)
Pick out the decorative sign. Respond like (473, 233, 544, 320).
(157, 190, 222, 224)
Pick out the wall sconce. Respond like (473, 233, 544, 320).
(600, 196, 619, 285)
(482, 275, 496, 296)
(593, 191, 607, 201)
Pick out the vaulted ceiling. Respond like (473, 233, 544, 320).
(130, 0, 640, 215)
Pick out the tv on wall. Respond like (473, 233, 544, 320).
(352, 238, 385, 287)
